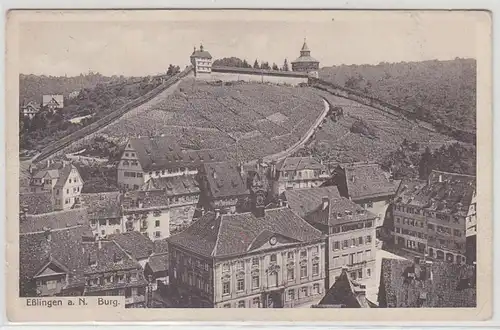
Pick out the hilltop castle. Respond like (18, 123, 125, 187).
(189, 40, 319, 85)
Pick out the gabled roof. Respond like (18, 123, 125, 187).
(141, 176, 200, 196)
(379, 258, 476, 308)
(126, 136, 226, 172)
(19, 192, 54, 215)
(394, 170, 476, 216)
(191, 47, 212, 59)
(277, 157, 326, 172)
(108, 231, 154, 260)
(338, 163, 399, 200)
(31, 162, 81, 189)
(200, 162, 249, 199)
(305, 197, 377, 228)
(42, 95, 64, 107)
(21, 208, 90, 234)
(80, 192, 122, 220)
(316, 268, 371, 308)
(284, 186, 341, 218)
(146, 253, 169, 273)
(122, 190, 170, 210)
(167, 207, 323, 258)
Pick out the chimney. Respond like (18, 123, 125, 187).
(212, 169, 217, 179)
(98, 238, 102, 250)
(438, 174, 443, 183)
(270, 161, 276, 179)
(322, 196, 329, 210)
(278, 199, 283, 207)
(215, 208, 221, 219)
(43, 227, 52, 242)
(239, 163, 244, 176)
(200, 44, 204, 52)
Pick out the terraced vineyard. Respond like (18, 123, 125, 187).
(303, 92, 456, 163)
(101, 78, 326, 162)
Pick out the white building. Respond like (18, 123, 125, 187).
(190, 44, 213, 77)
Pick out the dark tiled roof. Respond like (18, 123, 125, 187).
(306, 197, 377, 227)
(291, 55, 319, 64)
(201, 162, 249, 199)
(168, 208, 323, 258)
(82, 240, 141, 275)
(339, 163, 399, 200)
(379, 258, 476, 308)
(80, 192, 122, 220)
(109, 231, 154, 260)
(191, 49, 212, 59)
(141, 176, 200, 196)
(147, 253, 169, 273)
(154, 239, 169, 254)
(317, 268, 371, 308)
(21, 208, 90, 234)
(277, 157, 326, 172)
(284, 186, 341, 218)
(128, 136, 227, 172)
(19, 192, 54, 215)
(396, 170, 476, 216)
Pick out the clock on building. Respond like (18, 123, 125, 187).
(269, 236, 277, 246)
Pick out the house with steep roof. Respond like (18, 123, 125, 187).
(291, 39, 320, 78)
(196, 161, 250, 215)
(144, 252, 169, 291)
(79, 191, 123, 238)
(271, 156, 330, 196)
(377, 258, 476, 308)
(108, 231, 155, 268)
(20, 207, 90, 234)
(20, 100, 41, 119)
(391, 170, 476, 264)
(167, 198, 326, 308)
(312, 267, 375, 308)
(333, 162, 400, 229)
(190, 44, 213, 77)
(283, 186, 341, 218)
(29, 161, 84, 210)
(116, 136, 225, 190)
(304, 196, 377, 289)
(42, 94, 64, 111)
(19, 223, 148, 307)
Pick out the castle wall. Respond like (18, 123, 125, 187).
(202, 71, 308, 86)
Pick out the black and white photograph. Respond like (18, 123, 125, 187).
(7, 9, 492, 321)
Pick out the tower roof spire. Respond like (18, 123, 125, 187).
(301, 38, 310, 52)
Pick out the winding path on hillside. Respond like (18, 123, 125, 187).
(262, 98, 330, 164)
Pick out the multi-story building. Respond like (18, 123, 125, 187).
(190, 44, 213, 77)
(304, 196, 377, 289)
(167, 202, 326, 308)
(291, 39, 320, 78)
(116, 136, 224, 190)
(333, 162, 400, 229)
(79, 191, 123, 238)
(270, 157, 330, 196)
(196, 162, 250, 215)
(20, 101, 40, 119)
(19, 211, 148, 307)
(392, 170, 476, 264)
(122, 190, 171, 241)
(29, 161, 84, 210)
(42, 94, 64, 111)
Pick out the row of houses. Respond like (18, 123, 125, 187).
(21, 94, 66, 119)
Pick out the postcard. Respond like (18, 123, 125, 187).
(5, 9, 492, 322)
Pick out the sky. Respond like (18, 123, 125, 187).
(16, 10, 481, 77)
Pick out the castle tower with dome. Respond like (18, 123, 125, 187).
(291, 39, 320, 78)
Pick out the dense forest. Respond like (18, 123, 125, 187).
(319, 58, 476, 132)
(381, 140, 476, 180)
(213, 57, 288, 71)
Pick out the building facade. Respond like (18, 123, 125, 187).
(190, 44, 213, 77)
(391, 170, 476, 264)
(79, 191, 123, 238)
(42, 94, 64, 111)
(291, 39, 320, 78)
(167, 206, 326, 308)
(304, 196, 377, 289)
(271, 157, 330, 196)
(21, 101, 40, 119)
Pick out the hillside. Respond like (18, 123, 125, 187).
(319, 58, 476, 132)
(99, 78, 326, 163)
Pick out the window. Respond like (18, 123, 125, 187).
(453, 229, 462, 237)
(300, 287, 308, 297)
(367, 268, 371, 277)
(252, 297, 260, 307)
(333, 241, 340, 250)
(237, 279, 245, 291)
(300, 250, 307, 258)
(46, 280, 57, 290)
(252, 275, 259, 289)
(358, 270, 363, 279)
(238, 301, 245, 308)
(252, 258, 259, 267)
(396, 217, 401, 223)
(357, 251, 363, 263)
(223, 304, 231, 308)
(155, 220, 160, 227)
(287, 268, 295, 281)
(313, 283, 320, 294)
(312, 263, 319, 276)
(125, 153, 129, 157)
(343, 240, 349, 249)
(366, 235, 372, 244)
(270, 254, 277, 263)
(288, 289, 295, 301)
(236, 261, 244, 270)
(223, 282, 230, 295)
(312, 246, 319, 255)
(69, 178, 72, 183)
(222, 263, 230, 273)
(269, 272, 278, 287)
(395, 227, 401, 233)
(351, 239, 356, 247)
(333, 256, 339, 267)
(358, 237, 364, 245)
(300, 265, 308, 278)
(154, 231, 161, 238)
(66, 189, 69, 194)
(125, 287, 132, 298)
(365, 250, 372, 260)
(287, 252, 294, 260)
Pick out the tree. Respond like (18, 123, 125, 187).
(253, 59, 260, 69)
(272, 63, 279, 71)
(283, 58, 289, 71)
(261, 62, 271, 70)
(419, 146, 433, 179)
(167, 64, 180, 76)
(242, 59, 251, 68)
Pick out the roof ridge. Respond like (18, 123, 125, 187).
(211, 214, 223, 257)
